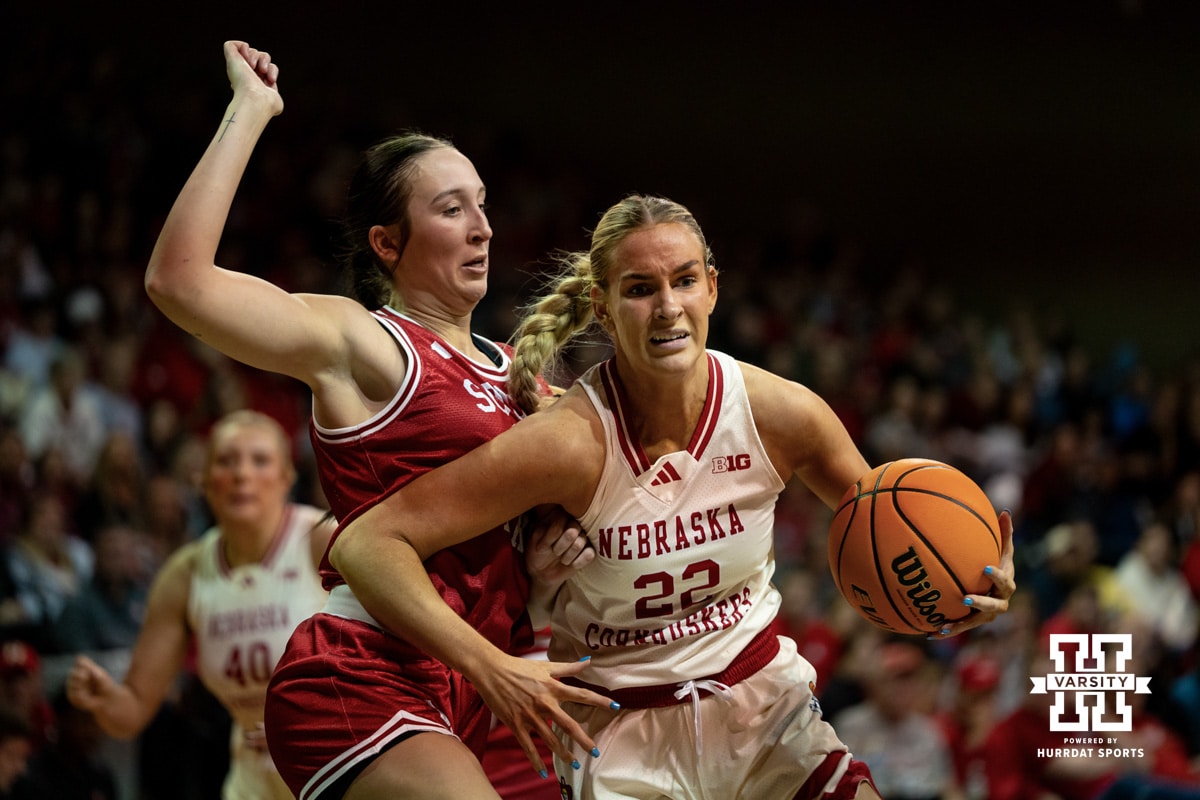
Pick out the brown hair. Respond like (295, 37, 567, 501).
(338, 132, 455, 310)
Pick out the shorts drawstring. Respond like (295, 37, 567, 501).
(673, 679, 734, 753)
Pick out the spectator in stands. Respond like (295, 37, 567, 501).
(0, 643, 53, 756)
(0, 705, 33, 800)
(54, 523, 148, 654)
(16, 348, 106, 486)
(934, 654, 1003, 800)
(833, 641, 955, 800)
(1112, 520, 1198, 655)
(1, 494, 92, 652)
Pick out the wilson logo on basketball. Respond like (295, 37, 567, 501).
(890, 547, 948, 628)
(711, 454, 751, 473)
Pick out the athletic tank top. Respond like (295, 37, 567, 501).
(310, 306, 526, 533)
(549, 351, 786, 690)
(309, 307, 534, 652)
(188, 503, 329, 732)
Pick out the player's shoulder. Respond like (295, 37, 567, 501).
(149, 536, 206, 609)
(500, 387, 605, 471)
(291, 503, 334, 529)
(533, 383, 603, 433)
(166, 535, 208, 571)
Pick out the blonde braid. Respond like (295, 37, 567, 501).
(509, 253, 597, 416)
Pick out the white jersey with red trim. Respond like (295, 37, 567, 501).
(550, 350, 786, 691)
(189, 503, 329, 798)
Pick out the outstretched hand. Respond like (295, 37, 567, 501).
(472, 653, 614, 776)
(223, 41, 283, 116)
(935, 509, 1017, 638)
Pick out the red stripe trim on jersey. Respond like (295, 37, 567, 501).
(260, 503, 295, 570)
(565, 626, 780, 709)
(793, 753, 875, 800)
(686, 352, 723, 458)
(298, 710, 456, 800)
(465, 333, 512, 378)
(310, 311, 421, 444)
(216, 504, 295, 577)
(599, 360, 651, 474)
(394, 307, 510, 380)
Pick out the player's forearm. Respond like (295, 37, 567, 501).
(332, 522, 507, 680)
(89, 683, 157, 740)
(144, 92, 276, 309)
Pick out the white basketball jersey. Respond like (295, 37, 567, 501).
(550, 350, 787, 690)
(188, 504, 329, 798)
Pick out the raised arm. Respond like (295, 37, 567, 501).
(66, 546, 195, 738)
(143, 41, 382, 393)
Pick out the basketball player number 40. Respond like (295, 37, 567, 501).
(224, 641, 273, 685)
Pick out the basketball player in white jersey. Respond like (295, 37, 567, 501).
(328, 194, 1017, 799)
(67, 410, 332, 800)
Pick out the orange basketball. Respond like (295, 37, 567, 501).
(828, 458, 1001, 635)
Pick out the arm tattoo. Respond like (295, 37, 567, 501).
(218, 112, 236, 142)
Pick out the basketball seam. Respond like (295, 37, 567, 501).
(870, 493, 924, 634)
(868, 464, 923, 634)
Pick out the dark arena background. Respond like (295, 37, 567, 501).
(4, 2, 1200, 798)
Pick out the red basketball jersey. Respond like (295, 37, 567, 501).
(309, 307, 533, 651)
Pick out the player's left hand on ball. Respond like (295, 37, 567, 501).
(527, 506, 594, 586)
(933, 509, 1016, 639)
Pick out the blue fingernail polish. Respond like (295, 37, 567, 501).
(539, 770, 548, 779)
(963, 597, 974, 606)
(572, 760, 581, 770)
(591, 747, 600, 757)
(609, 701, 621, 710)
(940, 627, 951, 636)
(984, 565, 994, 575)
(578, 655, 591, 662)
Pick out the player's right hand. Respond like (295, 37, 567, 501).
(65, 654, 115, 712)
(223, 41, 284, 116)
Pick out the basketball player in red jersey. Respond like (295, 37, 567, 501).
(144, 41, 606, 800)
(328, 195, 1017, 798)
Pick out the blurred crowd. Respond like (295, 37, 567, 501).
(4, 33, 1200, 800)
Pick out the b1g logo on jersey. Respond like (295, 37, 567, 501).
(711, 454, 751, 473)
(1030, 633, 1151, 732)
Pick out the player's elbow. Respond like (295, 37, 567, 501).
(143, 257, 189, 309)
(92, 702, 153, 741)
(328, 508, 416, 576)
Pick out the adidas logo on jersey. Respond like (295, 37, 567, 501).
(650, 462, 682, 486)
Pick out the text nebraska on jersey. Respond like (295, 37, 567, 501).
(595, 503, 746, 560)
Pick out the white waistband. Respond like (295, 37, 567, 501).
(322, 584, 383, 629)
